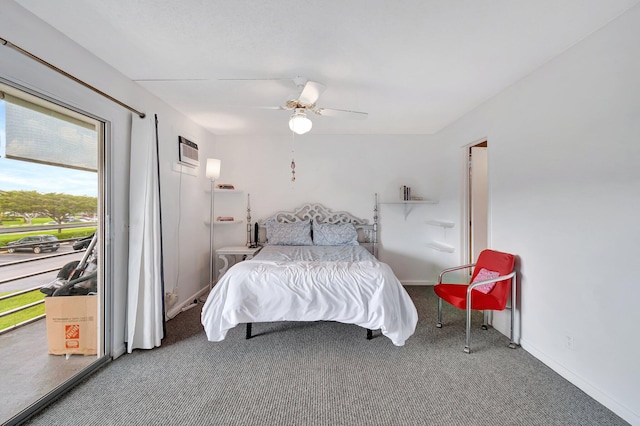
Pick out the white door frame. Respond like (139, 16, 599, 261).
(461, 139, 490, 266)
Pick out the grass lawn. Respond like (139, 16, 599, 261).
(0, 290, 46, 331)
(0, 227, 96, 247)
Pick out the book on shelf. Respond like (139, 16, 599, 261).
(400, 185, 412, 201)
(216, 216, 234, 222)
(216, 184, 235, 190)
(400, 186, 425, 201)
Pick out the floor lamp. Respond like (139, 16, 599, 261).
(206, 158, 221, 291)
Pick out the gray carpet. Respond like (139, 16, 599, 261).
(24, 287, 626, 425)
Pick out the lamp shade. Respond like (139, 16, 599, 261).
(206, 158, 221, 179)
(289, 111, 312, 135)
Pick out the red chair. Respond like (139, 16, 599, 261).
(434, 249, 518, 353)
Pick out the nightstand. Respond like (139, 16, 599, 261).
(215, 246, 262, 281)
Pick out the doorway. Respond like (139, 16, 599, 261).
(468, 141, 488, 263)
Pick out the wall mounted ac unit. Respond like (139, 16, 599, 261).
(178, 136, 199, 167)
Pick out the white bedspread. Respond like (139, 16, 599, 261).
(201, 245, 418, 346)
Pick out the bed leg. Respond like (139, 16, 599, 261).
(246, 323, 252, 339)
(366, 329, 373, 340)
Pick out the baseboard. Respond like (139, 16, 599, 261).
(521, 339, 639, 425)
(166, 287, 210, 320)
(112, 343, 126, 360)
(401, 280, 435, 286)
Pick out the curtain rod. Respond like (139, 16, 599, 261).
(1, 36, 146, 118)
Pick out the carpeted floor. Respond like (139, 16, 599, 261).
(23, 287, 627, 425)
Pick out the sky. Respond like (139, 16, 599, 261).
(0, 100, 98, 197)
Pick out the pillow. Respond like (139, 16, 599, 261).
(471, 268, 500, 294)
(265, 220, 312, 246)
(313, 222, 359, 246)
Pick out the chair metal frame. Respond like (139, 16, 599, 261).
(436, 262, 518, 354)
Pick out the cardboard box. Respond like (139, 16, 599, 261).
(45, 295, 97, 356)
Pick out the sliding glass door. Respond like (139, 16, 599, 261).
(0, 81, 109, 425)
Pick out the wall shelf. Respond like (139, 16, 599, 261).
(426, 219, 455, 228)
(215, 220, 243, 225)
(425, 218, 455, 252)
(207, 187, 244, 225)
(427, 241, 455, 253)
(205, 219, 244, 226)
(380, 200, 438, 220)
(380, 200, 438, 204)
(214, 188, 243, 193)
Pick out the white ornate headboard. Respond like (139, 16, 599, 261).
(246, 195, 379, 257)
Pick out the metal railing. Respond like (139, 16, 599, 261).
(0, 284, 46, 335)
(0, 222, 97, 235)
(0, 241, 87, 335)
(0, 267, 62, 285)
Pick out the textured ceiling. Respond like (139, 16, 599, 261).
(15, 0, 640, 135)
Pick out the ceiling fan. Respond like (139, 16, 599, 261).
(221, 76, 368, 134)
(280, 77, 367, 134)
(136, 75, 368, 134)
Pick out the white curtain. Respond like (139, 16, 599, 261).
(126, 114, 164, 352)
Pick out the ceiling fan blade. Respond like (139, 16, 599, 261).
(133, 78, 208, 82)
(253, 106, 287, 110)
(217, 77, 293, 81)
(298, 80, 326, 105)
(201, 105, 286, 112)
(314, 107, 368, 120)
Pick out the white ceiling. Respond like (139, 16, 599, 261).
(15, 0, 640, 136)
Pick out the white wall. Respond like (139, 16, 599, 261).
(434, 5, 640, 424)
(1, 2, 218, 358)
(211, 133, 457, 284)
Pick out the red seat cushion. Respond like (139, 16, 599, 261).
(434, 249, 515, 311)
(434, 283, 507, 311)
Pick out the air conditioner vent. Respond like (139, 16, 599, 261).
(178, 136, 199, 167)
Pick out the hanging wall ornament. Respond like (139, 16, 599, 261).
(290, 131, 296, 182)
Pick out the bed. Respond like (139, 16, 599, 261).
(201, 199, 418, 346)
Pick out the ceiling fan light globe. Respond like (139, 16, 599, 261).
(289, 112, 312, 134)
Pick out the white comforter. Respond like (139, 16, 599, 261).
(201, 245, 418, 346)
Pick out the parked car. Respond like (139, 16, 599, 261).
(62, 217, 81, 223)
(6, 235, 60, 254)
(73, 234, 94, 251)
